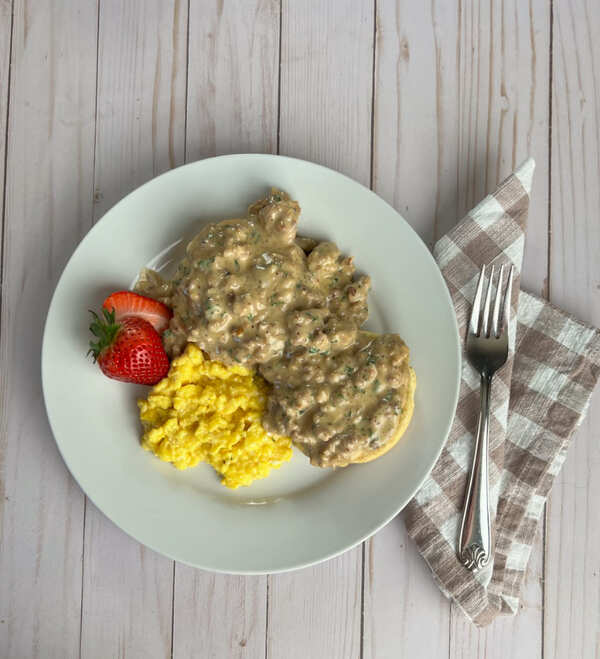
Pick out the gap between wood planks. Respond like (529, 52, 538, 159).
(541, 3, 554, 659)
(0, 0, 15, 331)
(78, 1, 102, 655)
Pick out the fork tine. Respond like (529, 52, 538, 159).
(481, 265, 495, 337)
(502, 265, 515, 331)
(491, 264, 505, 337)
(469, 265, 486, 335)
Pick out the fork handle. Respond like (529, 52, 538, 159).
(458, 372, 492, 571)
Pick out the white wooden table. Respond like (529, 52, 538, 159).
(1, 1, 599, 657)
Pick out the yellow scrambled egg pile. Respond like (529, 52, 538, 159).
(138, 344, 292, 488)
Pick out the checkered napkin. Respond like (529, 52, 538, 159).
(404, 159, 600, 626)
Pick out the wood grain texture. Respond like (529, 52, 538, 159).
(79, 2, 187, 657)
(449, 0, 549, 654)
(369, 1, 549, 656)
(278, 0, 374, 183)
(372, 0, 460, 246)
(363, 518, 450, 659)
(91, 0, 188, 218)
(0, 0, 11, 234)
(173, 572, 266, 659)
(268, 553, 362, 659)
(374, 0, 549, 288)
(172, 3, 280, 656)
(367, 2, 457, 655)
(545, 1, 600, 657)
(545, 392, 600, 659)
(185, 0, 280, 162)
(0, 1, 97, 657)
(453, 0, 551, 295)
(267, 2, 373, 657)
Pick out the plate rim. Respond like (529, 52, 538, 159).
(42, 153, 461, 574)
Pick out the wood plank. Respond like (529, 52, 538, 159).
(278, 0, 374, 183)
(173, 572, 266, 659)
(372, 0, 460, 247)
(173, 2, 279, 656)
(79, 1, 187, 657)
(363, 518, 450, 659)
(366, 2, 457, 655)
(0, 0, 11, 229)
(449, 0, 549, 653)
(90, 0, 188, 218)
(545, 394, 600, 659)
(545, 1, 600, 657)
(0, 1, 97, 657)
(267, 2, 373, 657)
(452, 0, 550, 295)
(185, 0, 280, 162)
(368, 0, 549, 656)
(268, 553, 362, 659)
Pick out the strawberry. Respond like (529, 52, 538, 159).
(102, 291, 172, 334)
(88, 308, 170, 385)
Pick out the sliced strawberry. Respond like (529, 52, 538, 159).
(102, 291, 172, 334)
(88, 308, 170, 385)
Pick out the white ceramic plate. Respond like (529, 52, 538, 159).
(42, 154, 460, 574)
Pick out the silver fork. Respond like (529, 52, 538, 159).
(458, 263, 514, 571)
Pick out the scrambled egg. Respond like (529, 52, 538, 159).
(138, 344, 292, 488)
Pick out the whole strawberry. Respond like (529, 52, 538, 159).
(88, 308, 170, 385)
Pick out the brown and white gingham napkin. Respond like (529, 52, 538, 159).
(404, 159, 600, 626)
